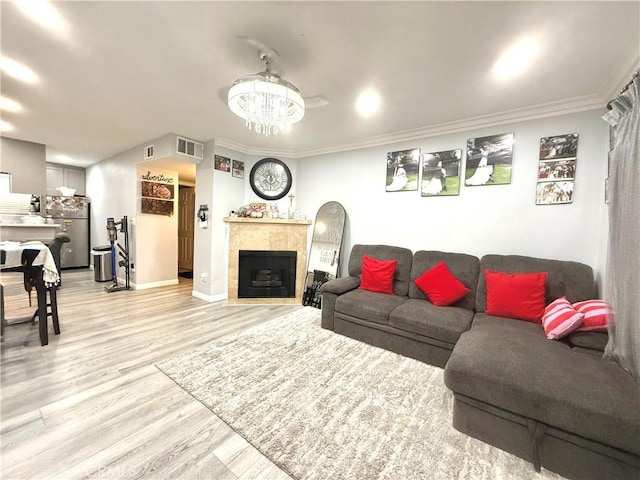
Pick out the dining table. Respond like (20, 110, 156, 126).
(1, 240, 61, 346)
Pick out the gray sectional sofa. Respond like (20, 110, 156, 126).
(320, 244, 640, 479)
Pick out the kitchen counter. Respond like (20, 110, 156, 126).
(0, 223, 61, 243)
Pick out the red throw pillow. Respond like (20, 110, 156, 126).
(485, 270, 548, 322)
(542, 297, 584, 339)
(414, 262, 470, 306)
(359, 254, 397, 295)
(573, 299, 610, 332)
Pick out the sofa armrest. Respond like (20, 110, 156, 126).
(321, 276, 360, 295)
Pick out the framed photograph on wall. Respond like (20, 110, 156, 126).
(537, 159, 576, 182)
(386, 148, 420, 192)
(465, 132, 514, 186)
(539, 133, 578, 160)
(232, 160, 244, 178)
(535, 181, 574, 205)
(214, 155, 230, 172)
(421, 149, 462, 196)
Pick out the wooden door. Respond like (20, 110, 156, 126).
(178, 186, 195, 270)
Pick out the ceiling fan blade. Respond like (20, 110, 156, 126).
(236, 35, 279, 62)
(218, 86, 231, 106)
(304, 95, 329, 108)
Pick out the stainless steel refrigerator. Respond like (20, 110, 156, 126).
(45, 196, 90, 268)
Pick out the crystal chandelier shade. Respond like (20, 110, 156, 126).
(228, 57, 305, 137)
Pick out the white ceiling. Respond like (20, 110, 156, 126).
(1, 1, 638, 175)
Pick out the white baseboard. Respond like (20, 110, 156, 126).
(135, 279, 179, 290)
(192, 290, 227, 303)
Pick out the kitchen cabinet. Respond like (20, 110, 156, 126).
(46, 163, 86, 196)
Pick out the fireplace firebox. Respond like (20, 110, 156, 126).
(238, 250, 297, 298)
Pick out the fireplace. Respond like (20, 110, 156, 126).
(238, 250, 297, 298)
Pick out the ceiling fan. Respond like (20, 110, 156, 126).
(234, 36, 329, 108)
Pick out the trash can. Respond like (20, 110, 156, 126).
(92, 245, 113, 282)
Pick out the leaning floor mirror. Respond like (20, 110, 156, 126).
(303, 201, 346, 308)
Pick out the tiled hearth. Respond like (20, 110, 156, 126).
(224, 217, 311, 304)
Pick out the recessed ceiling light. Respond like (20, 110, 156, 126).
(0, 56, 38, 84)
(14, 0, 69, 36)
(0, 121, 14, 132)
(0, 96, 23, 112)
(492, 36, 540, 81)
(356, 90, 381, 118)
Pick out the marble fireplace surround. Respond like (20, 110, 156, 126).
(224, 217, 311, 304)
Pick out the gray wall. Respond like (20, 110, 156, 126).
(0, 137, 46, 197)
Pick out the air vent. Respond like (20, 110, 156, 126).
(176, 136, 204, 160)
(144, 145, 154, 159)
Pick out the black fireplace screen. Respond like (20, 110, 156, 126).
(238, 250, 297, 298)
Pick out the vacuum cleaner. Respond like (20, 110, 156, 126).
(105, 216, 131, 292)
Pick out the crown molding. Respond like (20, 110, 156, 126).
(215, 93, 607, 160)
(214, 138, 295, 159)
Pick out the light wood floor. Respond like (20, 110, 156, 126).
(1, 269, 301, 480)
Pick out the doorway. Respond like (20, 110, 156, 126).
(178, 185, 195, 275)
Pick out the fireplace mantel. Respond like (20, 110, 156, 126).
(224, 217, 311, 304)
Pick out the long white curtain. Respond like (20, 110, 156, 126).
(602, 75, 640, 378)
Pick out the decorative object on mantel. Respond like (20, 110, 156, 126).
(465, 132, 514, 186)
(421, 149, 462, 197)
(535, 133, 578, 205)
(386, 148, 420, 192)
(227, 44, 305, 136)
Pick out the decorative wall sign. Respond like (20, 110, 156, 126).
(140, 170, 175, 216)
(214, 155, 231, 172)
(536, 133, 578, 205)
(386, 148, 420, 192)
(421, 149, 462, 196)
(141, 181, 174, 199)
(465, 133, 514, 186)
(141, 198, 174, 216)
(232, 160, 245, 178)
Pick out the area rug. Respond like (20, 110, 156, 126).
(157, 307, 561, 480)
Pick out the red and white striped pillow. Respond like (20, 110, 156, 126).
(542, 297, 584, 340)
(573, 299, 610, 332)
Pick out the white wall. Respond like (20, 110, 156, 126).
(134, 165, 179, 288)
(296, 109, 610, 286)
(87, 135, 190, 288)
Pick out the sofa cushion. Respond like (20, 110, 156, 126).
(542, 296, 584, 339)
(414, 261, 470, 306)
(476, 254, 595, 313)
(409, 250, 480, 311)
(348, 244, 414, 296)
(389, 299, 474, 345)
(567, 331, 608, 352)
(445, 313, 640, 456)
(359, 254, 397, 295)
(573, 299, 610, 332)
(335, 289, 407, 325)
(485, 270, 547, 322)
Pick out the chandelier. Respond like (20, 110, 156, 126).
(227, 53, 305, 136)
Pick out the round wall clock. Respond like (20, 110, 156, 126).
(249, 158, 292, 200)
